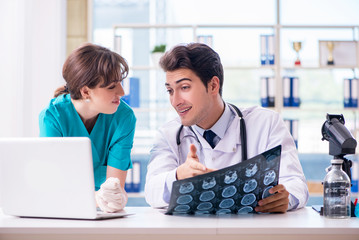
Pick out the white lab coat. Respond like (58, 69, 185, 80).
(145, 105, 309, 210)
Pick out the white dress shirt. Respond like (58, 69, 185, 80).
(193, 103, 234, 147)
(145, 104, 309, 210)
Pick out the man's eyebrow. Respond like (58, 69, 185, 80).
(165, 78, 192, 87)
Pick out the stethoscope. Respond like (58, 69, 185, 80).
(176, 103, 247, 162)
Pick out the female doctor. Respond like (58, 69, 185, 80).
(144, 43, 309, 213)
(39, 43, 136, 213)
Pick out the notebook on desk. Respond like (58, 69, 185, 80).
(0, 137, 133, 220)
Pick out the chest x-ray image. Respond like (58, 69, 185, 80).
(166, 145, 281, 215)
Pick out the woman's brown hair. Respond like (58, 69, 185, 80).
(54, 43, 129, 99)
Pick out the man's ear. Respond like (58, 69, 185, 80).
(208, 76, 220, 95)
(80, 86, 91, 99)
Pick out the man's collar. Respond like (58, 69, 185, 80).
(193, 103, 234, 139)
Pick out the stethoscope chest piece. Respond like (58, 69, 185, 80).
(176, 103, 247, 162)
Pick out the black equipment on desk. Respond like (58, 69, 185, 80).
(321, 113, 357, 180)
(321, 113, 357, 217)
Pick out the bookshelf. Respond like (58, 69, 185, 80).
(113, 23, 359, 200)
(113, 23, 359, 134)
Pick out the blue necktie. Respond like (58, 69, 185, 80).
(203, 130, 217, 149)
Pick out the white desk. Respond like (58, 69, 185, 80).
(0, 207, 358, 240)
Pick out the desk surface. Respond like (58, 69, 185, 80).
(1, 207, 359, 240)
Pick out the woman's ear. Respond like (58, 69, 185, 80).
(80, 86, 91, 100)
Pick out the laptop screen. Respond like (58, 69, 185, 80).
(0, 137, 98, 219)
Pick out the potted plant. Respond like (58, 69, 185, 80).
(151, 44, 166, 66)
(151, 44, 166, 53)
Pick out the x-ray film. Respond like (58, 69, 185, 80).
(166, 145, 281, 215)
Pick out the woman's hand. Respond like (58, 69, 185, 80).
(95, 177, 128, 213)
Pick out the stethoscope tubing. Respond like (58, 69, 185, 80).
(176, 103, 247, 162)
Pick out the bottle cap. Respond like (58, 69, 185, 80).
(331, 159, 343, 164)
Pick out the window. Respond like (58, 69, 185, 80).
(92, 0, 359, 153)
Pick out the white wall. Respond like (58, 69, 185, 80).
(0, 0, 67, 138)
(0, 0, 66, 207)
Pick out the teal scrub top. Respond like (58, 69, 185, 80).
(39, 94, 136, 190)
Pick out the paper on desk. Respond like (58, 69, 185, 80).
(166, 145, 281, 215)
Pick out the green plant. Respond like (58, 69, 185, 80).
(151, 44, 166, 53)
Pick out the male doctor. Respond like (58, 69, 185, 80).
(145, 43, 308, 213)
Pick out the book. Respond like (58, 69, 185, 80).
(260, 35, 267, 65)
(344, 78, 358, 108)
(260, 77, 275, 107)
(283, 77, 300, 107)
(291, 77, 300, 107)
(124, 161, 141, 193)
(122, 77, 140, 108)
(125, 168, 133, 192)
(283, 77, 291, 107)
(268, 77, 275, 107)
(260, 77, 269, 107)
(351, 78, 358, 108)
(284, 119, 298, 149)
(344, 78, 351, 108)
(114, 35, 122, 54)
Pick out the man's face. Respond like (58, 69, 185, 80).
(165, 68, 214, 128)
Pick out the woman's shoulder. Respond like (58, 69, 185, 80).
(47, 94, 71, 108)
(116, 100, 135, 117)
(105, 100, 136, 126)
(40, 94, 72, 118)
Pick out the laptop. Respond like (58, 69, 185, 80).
(0, 137, 133, 220)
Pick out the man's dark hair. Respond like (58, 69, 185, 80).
(159, 43, 224, 96)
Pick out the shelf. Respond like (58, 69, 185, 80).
(110, 5, 359, 195)
(224, 65, 275, 70)
(114, 23, 359, 30)
(131, 106, 355, 114)
(281, 25, 359, 29)
(132, 107, 174, 113)
(131, 66, 161, 71)
(130, 65, 358, 74)
(131, 65, 276, 71)
(130, 65, 358, 72)
(114, 23, 276, 29)
(114, 21, 359, 157)
(282, 66, 359, 70)
(280, 107, 359, 112)
(128, 192, 145, 198)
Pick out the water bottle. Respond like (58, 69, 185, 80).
(323, 159, 351, 219)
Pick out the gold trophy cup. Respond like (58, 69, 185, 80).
(292, 41, 302, 66)
(326, 41, 335, 65)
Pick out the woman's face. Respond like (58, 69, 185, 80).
(87, 81, 125, 114)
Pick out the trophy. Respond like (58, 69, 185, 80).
(292, 41, 302, 66)
(326, 41, 335, 65)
